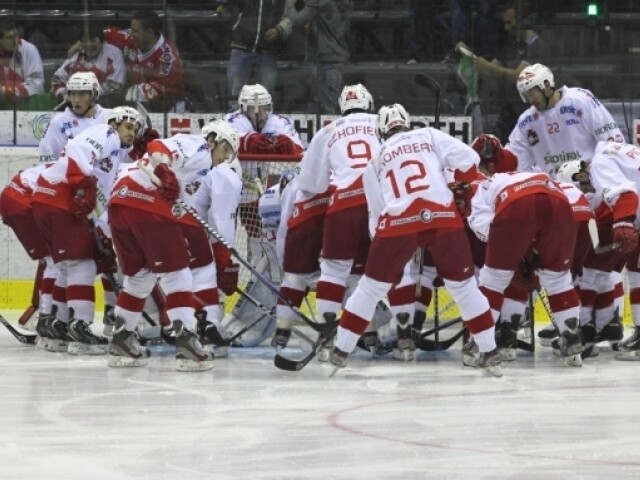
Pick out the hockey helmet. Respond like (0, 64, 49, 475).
(376, 104, 410, 139)
(555, 160, 581, 185)
(201, 119, 239, 154)
(516, 63, 555, 102)
(66, 71, 101, 101)
(238, 84, 272, 113)
(106, 106, 144, 129)
(339, 83, 374, 114)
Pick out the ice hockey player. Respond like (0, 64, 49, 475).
(39, 72, 109, 163)
(108, 128, 220, 371)
(471, 63, 624, 177)
(31, 106, 143, 355)
(295, 83, 381, 361)
(329, 103, 500, 376)
(225, 84, 304, 266)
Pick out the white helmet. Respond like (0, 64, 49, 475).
(238, 84, 272, 113)
(201, 119, 239, 154)
(66, 71, 101, 100)
(516, 63, 555, 102)
(106, 106, 144, 129)
(555, 160, 582, 186)
(376, 104, 410, 138)
(339, 83, 373, 114)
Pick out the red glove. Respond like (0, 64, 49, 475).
(471, 134, 516, 174)
(129, 128, 160, 161)
(71, 176, 97, 217)
(94, 227, 117, 274)
(271, 135, 295, 154)
(512, 249, 540, 292)
(217, 263, 239, 295)
(612, 221, 639, 255)
(212, 241, 232, 267)
(449, 181, 472, 217)
(241, 132, 273, 154)
(154, 163, 180, 202)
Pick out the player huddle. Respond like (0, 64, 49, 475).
(2, 63, 639, 378)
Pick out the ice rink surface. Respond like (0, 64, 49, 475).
(1, 312, 639, 480)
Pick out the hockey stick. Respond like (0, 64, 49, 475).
(172, 197, 335, 336)
(273, 326, 338, 371)
(18, 260, 44, 327)
(0, 314, 37, 344)
(415, 74, 441, 129)
(418, 317, 465, 351)
(587, 218, 620, 254)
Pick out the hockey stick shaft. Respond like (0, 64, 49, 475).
(176, 199, 334, 335)
(273, 326, 337, 371)
(415, 74, 442, 127)
(0, 314, 37, 344)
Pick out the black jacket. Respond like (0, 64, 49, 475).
(230, 0, 287, 54)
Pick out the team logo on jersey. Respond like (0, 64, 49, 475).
(98, 157, 113, 173)
(185, 180, 201, 195)
(292, 206, 299, 218)
(419, 209, 433, 223)
(527, 129, 539, 146)
(32, 113, 52, 140)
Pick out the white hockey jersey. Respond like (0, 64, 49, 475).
(190, 163, 243, 247)
(468, 172, 568, 241)
(589, 141, 640, 225)
(297, 112, 380, 194)
(35, 123, 125, 219)
(506, 86, 624, 177)
(366, 127, 478, 237)
(38, 105, 111, 163)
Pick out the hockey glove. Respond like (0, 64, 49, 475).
(154, 163, 180, 202)
(71, 176, 98, 217)
(241, 132, 273, 154)
(129, 128, 160, 161)
(271, 135, 296, 154)
(94, 227, 118, 274)
(612, 221, 639, 255)
(512, 249, 541, 292)
(217, 263, 240, 296)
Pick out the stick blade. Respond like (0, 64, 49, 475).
(274, 350, 316, 371)
(415, 74, 441, 93)
(418, 328, 465, 351)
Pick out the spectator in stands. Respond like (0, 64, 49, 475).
(104, 10, 185, 113)
(52, 23, 126, 107)
(266, 0, 352, 114)
(448, 0, 498, 61)
(0, 18, 44, 104)
(226, 0, 287, 111)
(407, 0, 448, 64)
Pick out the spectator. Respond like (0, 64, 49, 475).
(267, 0, 352, 114)
(407, 0, 448, 64)
(0, 18, 44, 105)
(104, 10, 185, 113)
(449, 0, 498, 61)
(52, 23, 126, 106)
(226, 0, 287, 111)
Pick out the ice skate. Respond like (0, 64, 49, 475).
(271, 328, 292, 352)
(317, 313, 336, 363)
(358, 331, 392, 357)
(552, 318, 583, 367)
(597, 309, 623, 346)
(580, 322, 599, 359)
(411, 310, 426, 346)
(174, 320, 214, 372)
(108, 318, 150, 367)
(328, 347, 349, 377)
(538, 322, 559, 347)
(102, 305, 116, 337)
(44, 318, 69, 352)
(612, 325, 640, 361)
(475, 348, 503, 377)
(35, 310, 56, 350)
(496, 315, 518, 362)
(67, 316, 109, 355)
(196, 311, 229, 358)
(462, 338, 478, 367)
(392, 313, 415, 362)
